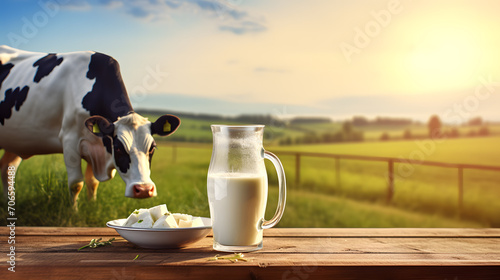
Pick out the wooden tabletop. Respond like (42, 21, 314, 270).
(1, 227, 500, 279)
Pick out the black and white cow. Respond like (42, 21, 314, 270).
(0, 45, 180, 206)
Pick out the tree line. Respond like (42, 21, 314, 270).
(137, 109, 493, 144)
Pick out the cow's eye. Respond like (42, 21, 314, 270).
(148, 143, 156, 166)
(112, 138, 131, 173)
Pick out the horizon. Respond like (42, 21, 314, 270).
(132, 92, 500, 124)
(134, 100, 498, 126)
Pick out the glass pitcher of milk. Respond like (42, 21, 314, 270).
(207, 125, 286, 252)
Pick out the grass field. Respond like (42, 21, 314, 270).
(272, 136, 500, 226)
(0, 135, 495, 228)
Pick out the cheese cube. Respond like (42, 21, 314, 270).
(123, 208, 148, 227)
(131, 211, 154, 228)
(178, 219, 193, 228)
(191, 217, 204, 227)
(153, 213, 179, 228)
(149, 204, 169, 222)
(172, 213, 192, 224)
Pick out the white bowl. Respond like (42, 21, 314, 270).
(106, 217, 212, 249)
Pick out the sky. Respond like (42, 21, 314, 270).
(2, 0, 500, 122)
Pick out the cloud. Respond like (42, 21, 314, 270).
(187, 0, 248, 20)
(219, 20, 267, 35)
(98, 0, 123, 9)
(127, 5, 151, 19)
(164, 0, 182, 9)
(59, 0, 92, 11)
(59, 0, 267, 34)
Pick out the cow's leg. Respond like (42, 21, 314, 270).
(84, 162, 99, 200)
(70, 181, 83, 209)
(62, 144, 84, 209)
(0, 151, 22, 200)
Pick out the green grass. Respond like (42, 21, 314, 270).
(270, 189, 480, 228)
(271, 137, 500, 226)
(0, 146, 213, 227)
(0, 139, 488, 228)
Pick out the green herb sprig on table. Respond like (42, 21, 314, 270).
(207, 253, 249, 263)
(77, 237, 115, 251)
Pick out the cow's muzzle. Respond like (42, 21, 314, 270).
(132, 184, 155, 198)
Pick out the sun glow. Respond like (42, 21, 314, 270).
(406, 27, 481, 92)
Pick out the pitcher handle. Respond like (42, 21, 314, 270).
(261, 150, 287, 230)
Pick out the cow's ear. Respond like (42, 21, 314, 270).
(151, 114, 180, 136)
(85, 116, 115, 137)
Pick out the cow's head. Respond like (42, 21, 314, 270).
(84, 113, 180, 198)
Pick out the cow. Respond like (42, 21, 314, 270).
(0, 45, 180, 207)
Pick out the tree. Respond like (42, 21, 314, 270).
(449, 128, 460, 138)
(468, 117, 483, 126)
(428, 115, 442, 139)
(380, 132, 390, 141)
(342, 121, 353, 134)
(352, 116, 369, 126)
(403, 129, 412, 139)
(478, 126, 490, 136)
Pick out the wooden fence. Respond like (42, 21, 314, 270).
(275, 151, 500, 212)
(166, 143, 500, 212)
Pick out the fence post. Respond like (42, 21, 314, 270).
(335, 157, 340, 187)
(387, 159, 394, 203)
(295, 153, 301, 186)
(458, 166, 464, 215)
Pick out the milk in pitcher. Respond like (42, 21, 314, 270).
(207, 173, 268, 246)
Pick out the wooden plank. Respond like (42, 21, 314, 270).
(1, 226, 118, 236)
(3, 251, 500, 266)
(3, 227, 500, 238)
(6, 235, 500, 254)
(3, 265, 500, 280)
(5, 238, 500, 261)
(2, 227, 500, 280)
(3, 234, 500, 262)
